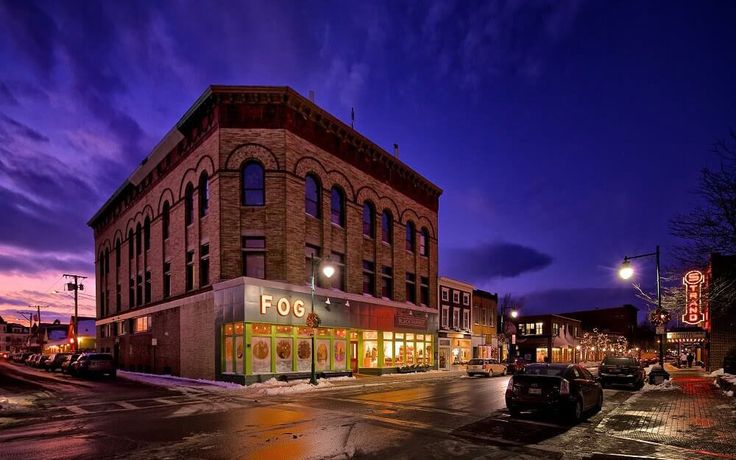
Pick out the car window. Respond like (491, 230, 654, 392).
(523, 366, 564, 376)
(90, 355, 113, 361)
(468, 359, 483, 365)
(579, 366, 594, 380)
(602, 357, 636, 366)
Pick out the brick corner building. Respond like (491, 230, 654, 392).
(88, 86, 442, 383)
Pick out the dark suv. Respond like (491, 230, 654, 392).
(44, 353, 72, 372)
(599, 356, 645, 389)
(71, 353, 116, 378)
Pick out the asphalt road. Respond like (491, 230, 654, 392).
(0, 361, 640, 460)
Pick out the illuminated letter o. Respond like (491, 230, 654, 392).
(277, 298, 290, 316)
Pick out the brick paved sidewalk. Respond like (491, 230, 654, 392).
(596, 366, 736, 458)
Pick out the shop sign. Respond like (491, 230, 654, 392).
(395, 314, 427, 329)
(260, 295, 306, 318)
(682, 270, 705, 325)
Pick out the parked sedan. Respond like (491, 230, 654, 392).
(505, 363, 603, 422)
(467, 358, 508, 377)
(71, 353, 116, 378)
(44, 353, 72, 372)
(599, 356, 645, 389)
(61, 353, 83, 374)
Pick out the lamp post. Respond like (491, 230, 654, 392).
(309, 254, 334, 385)
(499, 307, 518, 363)
(619, 245, 670, 382)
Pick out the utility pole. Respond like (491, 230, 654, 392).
(64, 274, 87, 352)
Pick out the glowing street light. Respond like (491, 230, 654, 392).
(619, 259, 634, 280)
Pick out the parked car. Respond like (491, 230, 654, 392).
(14, 352, 32, 363)
(61, 353, 83, 374)
(71, 353, 116, 378)
(36, 355, 51, 368)
(505, 363, 603, 422)
(598, 356, 645, 389)
(506, 358, 528, 374)
(1, 352, 9, 360)
(43, 353, 72, 372)
(467, 358, 508, 377)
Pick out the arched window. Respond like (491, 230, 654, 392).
(128, 230, 134, 259)
(381, 210, 392, 244)
(305, 174, 321, 218)
(420, 227, 429, 257)
(143, 217, 151, 251)
(198, 172, 209, 218)
(184, 183, 194, 225)
(104, 248, 109, 275)
(242, 162, 265, 206)
(405, 221, 416, 252)
(330, 186, 345, 227)
(115, 238, 121, 268)
(363, 201, 375, 238)
(135, 223, 142, 255)
(162, 202, 170, 240)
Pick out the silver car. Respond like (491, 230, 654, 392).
(467, 358, 508, 377)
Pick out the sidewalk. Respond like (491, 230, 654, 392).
(596, 364, 736, 459)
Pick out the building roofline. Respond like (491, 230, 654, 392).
(439, 276, 475, 291)
(88, 85, 442, 228)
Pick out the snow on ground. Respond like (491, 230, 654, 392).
(720, 373, 736, 384)
(709, 368, 725, 377)
(725, 390, 734, 397)
(118, 370, 356, 397)
(380, 369, 449, 377)
(640, 379, 678, 392)
(0, 396, 34, 413)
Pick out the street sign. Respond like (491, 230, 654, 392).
(656, 325, 665, 335)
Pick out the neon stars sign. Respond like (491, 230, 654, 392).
(682, 270, 705, 325)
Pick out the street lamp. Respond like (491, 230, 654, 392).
(618, 245, 670, 382)
(499, 306, 518, 363)
(309, 254, 334, 385)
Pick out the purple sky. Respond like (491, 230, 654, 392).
(1, 1, 735, 324)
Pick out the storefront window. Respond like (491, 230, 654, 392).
(252, 336, 271, 374)
(316, 339, 330, 371)
(383, 341, 394, 366)
(406, 341, 415, 364)
(334, 341, 347, 370)
(225, 336, 234, 373)
(552, 347, 562, 363)
(416, 342, 425, 365)
(317, 328, 332, 337)
(275, 337, 293, 373)
(364, 340, 378, 367)
(335, 329, 346, 339)
(383, 331, 393, 340)
(253, 324, 270, 335)
(363, 330, 378, 340)
(297, 338, 312, 371)
(223, 322, 243, 374)
(394, 341, 405, 366)
(536, 348, 548, 363)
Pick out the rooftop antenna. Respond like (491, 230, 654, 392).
(308, 90, 315, 103)
(393, 143, 400, 158)
(351, 107, 355, 129)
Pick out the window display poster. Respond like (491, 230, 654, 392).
(275, 338, 293, 373)
(316, 339, 330, 371)
(235, 336, 244, 374)
(225, 338, 234, 373)
(363, 340, 378, 368)
(334, 340, 347, 370)
(252, 336, 271, 374)
(297, 338, 312, 372)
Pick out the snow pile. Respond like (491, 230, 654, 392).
(381, 369, 449, 378)
(709, 368, 725, 377)
(118, 370, 243, 389)
(725, 390, 734, 397)
(0, 396, 34, 413)
(720, 373, 736, 385)
(640, 379, 678, 392)
(118, 370, 355, 397)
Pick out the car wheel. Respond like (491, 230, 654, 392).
(487, 371, 493, 378)
(508, 406, 521, 417)
(568, 395, 584, 422)
(594, 390, 603, 413)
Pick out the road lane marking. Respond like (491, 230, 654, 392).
(115, 401, 138, 409)
(326, 396, 473, 416)
(65, 405, 89, 414)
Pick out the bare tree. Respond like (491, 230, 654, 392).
(670, 130, 736, 314)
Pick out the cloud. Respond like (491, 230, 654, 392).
(0, 252, 92, 276)
(0, 296, 27, 306)
(0, 113, 49, 143)
(442, 241, 553, 281)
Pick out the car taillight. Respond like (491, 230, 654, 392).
(559, 378, 570, 395)
(506, 377, 514, 395)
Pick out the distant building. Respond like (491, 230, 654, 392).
(438, 277, 474, 368)
(471, 289, 498, 359)
(558, 305, 639, 346)
(0, 317, 29, 353)
(515, 314, 581, 363)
